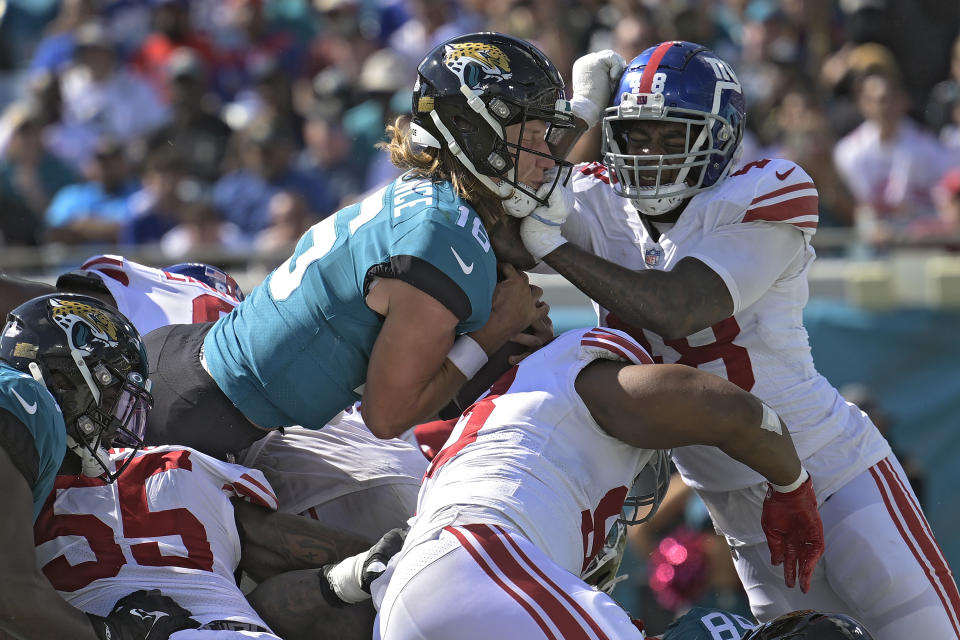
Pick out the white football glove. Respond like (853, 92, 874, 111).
(570, 50, 627, 128)
(520, 181, 573, 260)
(502, 166, 572, 219)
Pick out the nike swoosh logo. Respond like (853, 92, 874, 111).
(11, 388, 37, 415)
(776, 167, 795, 181)
(450, 247, 474, 275)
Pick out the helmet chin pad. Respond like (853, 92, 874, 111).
(630, 183, 687, 216)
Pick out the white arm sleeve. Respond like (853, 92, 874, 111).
(685, 222, 805, 314)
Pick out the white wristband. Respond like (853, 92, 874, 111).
(771, 467, 809, 493)
(325, 549, 372, 604)
(447, 335, 488, 379)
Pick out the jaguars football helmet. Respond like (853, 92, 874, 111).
(410, 32, 576, 211)
(602, 41, 746, 216)
(741, 610, 875, 639)
(0, 293, 153, 481)
(165, 262, 245, 301)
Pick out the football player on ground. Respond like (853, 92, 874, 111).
(33, 441, 387, 639)
(0, 294, 196, 639)
(141, 31, 572, 462)
(515, 41, 959, 639)
(367, 327, 823, 640)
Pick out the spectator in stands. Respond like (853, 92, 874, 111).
(297, 105, 365, 207)
(161, 180, 248, 259)
(131, 0, 218, 102)
(909, 167, 960, 246)
(27, 0, 97, 75)
(17, 70, 97, 176)
(0, 102, 78, 246)
(120, 147, 186, 245)
(213, 119, 336, 238)
(210, 0, 304, 101)
(340, 47, 414, 187)
(254, 190, 314, 255)
(925, 35, 960, 135)
(240, 55, 306, 148)
(834, 70, 958, 247)
(146, 47, 233, 182)
(760, 88, 856, 228)
(44, 137, 139, 245)
(57, 20, 169, 168)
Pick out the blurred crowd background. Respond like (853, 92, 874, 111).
(1, 0, 959, 629)
(1, 0, 960, 257)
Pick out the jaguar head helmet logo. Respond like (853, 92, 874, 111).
(443, 42, 512, 88)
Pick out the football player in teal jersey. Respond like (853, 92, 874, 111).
(0, 294, 200, 639)
(143, 32, 576, 460)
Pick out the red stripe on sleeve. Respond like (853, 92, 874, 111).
(750, 182, 816, 206)
(96, 268, 130, 287)
(80, 256, 123, 270)
(583, 328, 654, 364)
(743, 196, 819, 224)
(636, 42, 676, 94)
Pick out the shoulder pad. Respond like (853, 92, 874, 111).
(728, 158, 819, 234)
(579, 327, 653, 365)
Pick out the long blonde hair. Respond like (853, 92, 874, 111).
(378, 117, 504, 229)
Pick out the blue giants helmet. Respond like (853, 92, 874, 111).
(164, 263, 245, 301)
(601, 41, 746, 216)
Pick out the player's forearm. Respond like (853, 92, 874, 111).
(247, 569, 376, 640)
(713, 401, 803, 488)
(362, 360, 467, 439)
(234, 501, 372, 582)
(542, 244, 727, 338)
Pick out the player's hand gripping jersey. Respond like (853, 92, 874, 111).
(409, 327, 664, 577)
(566, 159, 891, 545)
(203, 175, 498, 430)
(33, 445, 279, 633)
(66, 255, 242, 335)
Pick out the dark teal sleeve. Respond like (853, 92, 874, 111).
(0, 372, 67, 520)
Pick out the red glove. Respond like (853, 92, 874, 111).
(760, 474, 824, 593)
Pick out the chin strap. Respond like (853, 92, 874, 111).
(66, 435, 110, 478)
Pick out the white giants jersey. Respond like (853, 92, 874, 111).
(409, 327, 658, 578)
(566, 160, 891, 541)
(33, 445, 278, 629)
(72, 255, 241, 335)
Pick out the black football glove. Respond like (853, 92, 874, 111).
(87, 589, 201, 640)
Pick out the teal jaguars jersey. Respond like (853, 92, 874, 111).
(661, 607, 757, 640)
(204, 175, 498, 430)
(0, 363, 66, 520)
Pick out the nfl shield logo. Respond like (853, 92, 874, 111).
(644, 247, 662, 266)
